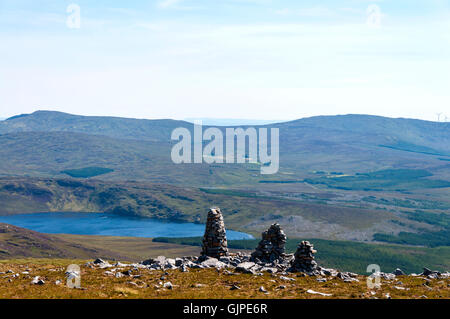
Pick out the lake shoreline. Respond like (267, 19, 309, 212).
(0, 212, 254, 240)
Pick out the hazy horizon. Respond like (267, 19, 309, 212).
(1, 109, 448, 124)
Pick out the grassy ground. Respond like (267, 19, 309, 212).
(0, 259, 448, 299)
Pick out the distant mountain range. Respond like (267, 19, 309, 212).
(0, 110, 448, 185)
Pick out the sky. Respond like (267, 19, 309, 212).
(0, 0, 449, 121)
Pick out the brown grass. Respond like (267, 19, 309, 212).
(0, 259, 448, 299)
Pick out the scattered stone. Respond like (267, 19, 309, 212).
(236, 262, 257, 274)
(230, 285, 241, 290)
(201, 208, 229, 258)
(180, 265, 189, 273)
(320, 268, 338, 277)
(370, 271, 396, 281)
(201, 257, 227, 269)
(306, 289, 332, 297)
(278, 285, 286, 289)
(55, 280, 62, 285)
(93, 258, 106, 265)
(163, 282, 173, 290)
(316, 277, 327, 282)
(260, 267, 278, 274)
(421, 268, 442, 279)
(259, 286, 267, 293)
(393, 286, 409, 290)
(279, 276, 295, 282)
(393, 268, 405, 276)
(31, 276, 45, 285)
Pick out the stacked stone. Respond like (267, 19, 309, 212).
(251, 223, 287, 262)
(201, 207, 229, 258)
(290, 241, 318, 273)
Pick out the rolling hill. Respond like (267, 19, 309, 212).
(0, 223, 200, 261)
(0, 111, 449, 185)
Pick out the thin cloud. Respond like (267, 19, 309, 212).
(157, 0, 184, 9)
(274, 6, 336, 18)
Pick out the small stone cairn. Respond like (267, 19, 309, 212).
(290, 241, 318, 274)
(251, 223, 287, 263)
(200, 207, 229, 258)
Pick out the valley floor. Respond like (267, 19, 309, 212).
(0, 259, 448, 299)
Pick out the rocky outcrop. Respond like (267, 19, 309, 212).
(201, 208, 229, 258)
(251, 223, 287, 263)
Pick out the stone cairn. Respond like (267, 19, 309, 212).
(251, 223, 287, 263)
(290, 241, 318, 273)
(201, 207, 229, 258)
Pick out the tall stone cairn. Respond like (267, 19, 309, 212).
(290, 241, 318, 273)
(201, 207, 229, 258)
(251, 223, 287, 262)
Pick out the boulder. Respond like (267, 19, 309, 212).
(393, 268, 405, 276)
(236, 262, 256, 274)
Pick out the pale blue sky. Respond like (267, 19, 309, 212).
(1, 0, 449, 121)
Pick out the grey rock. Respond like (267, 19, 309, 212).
(279, 276, 295, 282)
(201, 258, 227, 269)
(93, 258, 106, 265)
(163, 282, 173, 289)
(31, 276, 45, 285)
(236, 262, 256, 274)
(393, 268, 405, 276)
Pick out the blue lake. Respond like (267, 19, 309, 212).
(0, 213, 253, 239)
